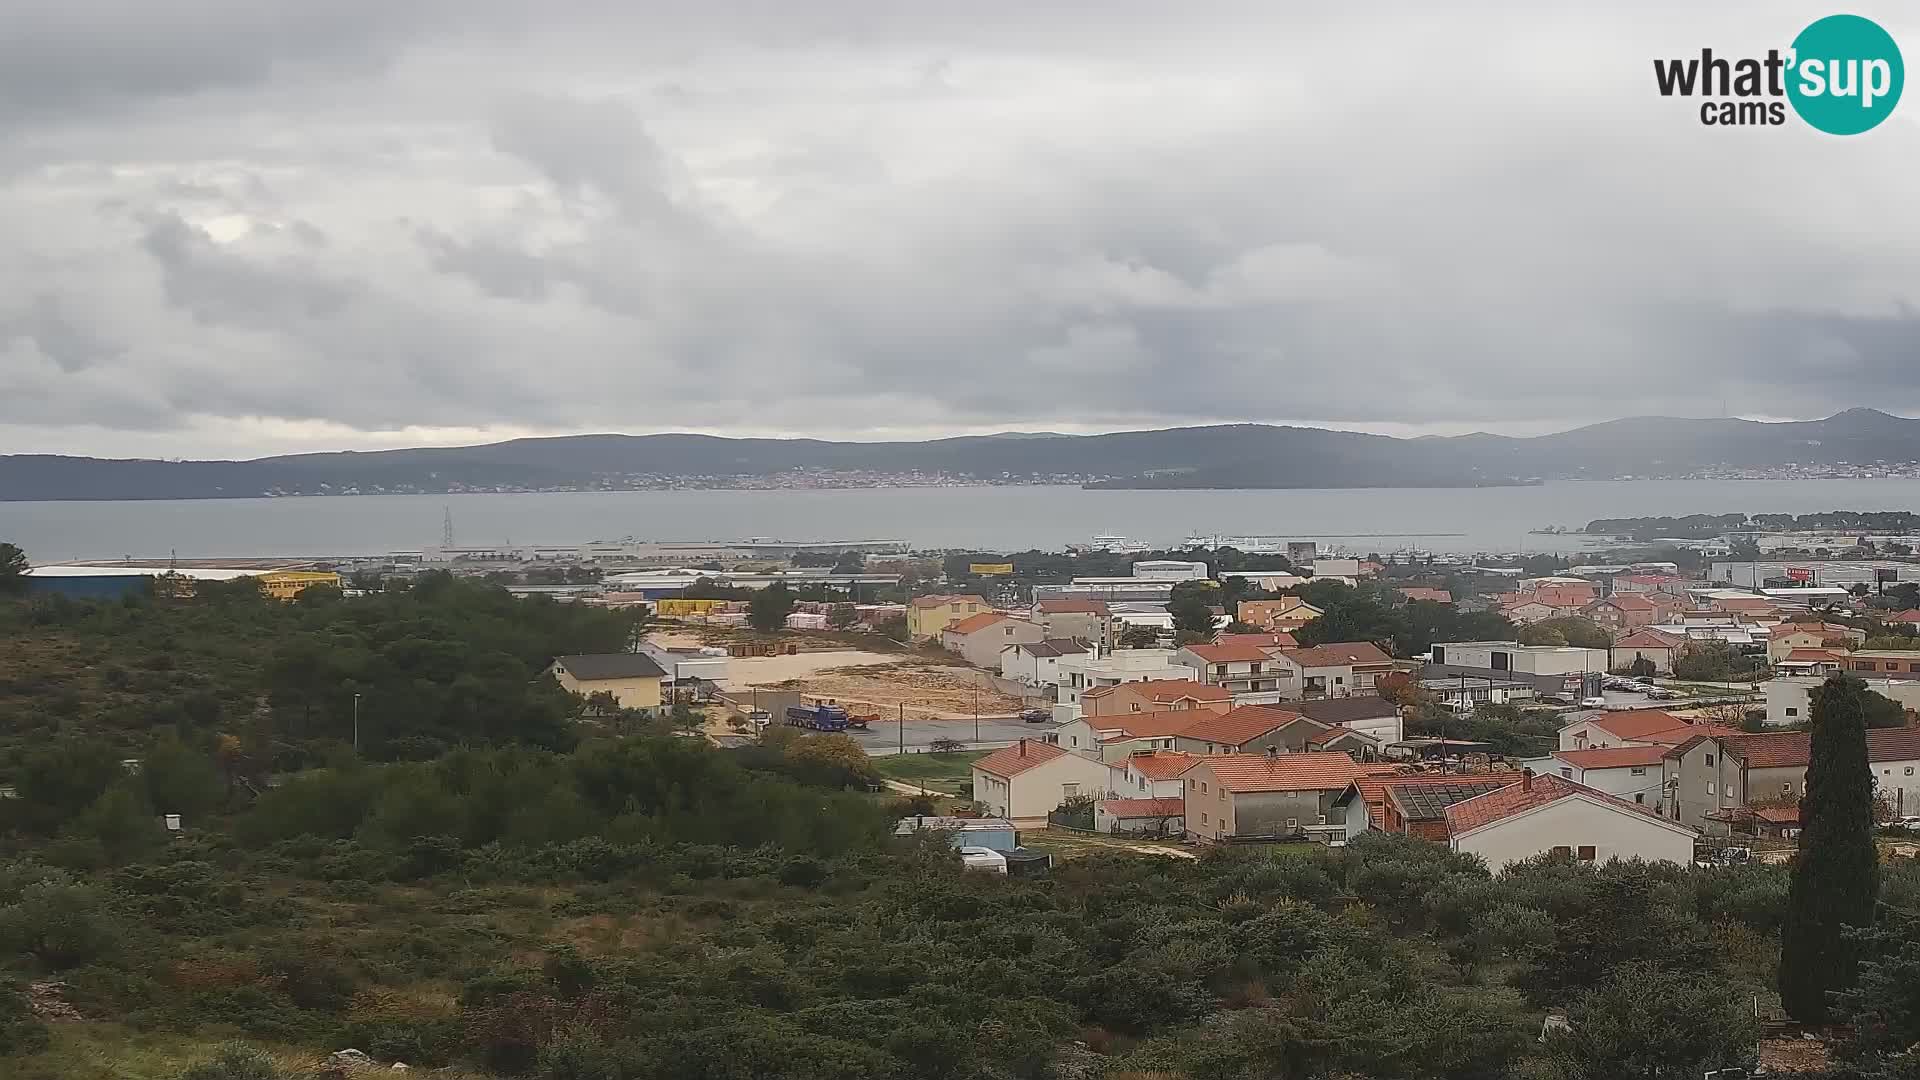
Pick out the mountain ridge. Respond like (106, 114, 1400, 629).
(4, 409, 1918, 501)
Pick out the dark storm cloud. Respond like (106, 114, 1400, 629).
(3, 1, 1920, 456)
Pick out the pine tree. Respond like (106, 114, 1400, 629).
(1779, 672, 1880, 1023)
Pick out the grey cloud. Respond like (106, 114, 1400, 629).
(4, 1, 1920, 457)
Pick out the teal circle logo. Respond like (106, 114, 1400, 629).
(1787, 14, 1903, 135)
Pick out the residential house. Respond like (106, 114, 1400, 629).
(942, 613, 1045, 668)
(1107, 749, 1198, 799)
(1181, 751, 1372, 842)
(1236, 597, 1325, 633)
(1052, 713, 1193, 760)
(1292, 696, 1406, 744)
(1767, 674, 1920, 727)
(1558, 708, 1736, 752)
(1427, 640, 1611, 702)
(1175, 642, 1288, 697)
(1523, 745, 1668, 810)
(1336, 773, 1518, 840)
(970, 739, 1114, 825)
(1582, 594, 1661, 634)
(1842, 650, 1920, 680)
(1768, 622, 1867, 663)
(999, 638, 1088, 687)
(1444, 772, 1698, 872)
(1055, 648, 1192, 708)
(1501, 601, 1564, 625)
(1775, 648, 1845, 677)
(1667, 727, 1920, 827)
(1082, 679, 1233, 719)
(548, 653, 666, 714)
(1609, 628, 1689, 675)
(1397, 587, 1454, 604)
(1270, 642, 1396, 699)
(1032, 599, 1118, 651)
(907, 594, 990, 640)
(1613, 573, 1692, 598)
(1172, 705, 1318, 756)
(1887, 609, 1920, 626)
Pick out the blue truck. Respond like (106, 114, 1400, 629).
(785, 702, 851, 732)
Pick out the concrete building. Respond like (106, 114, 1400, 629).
(941, 613, 1045, 668)
(1444, 772, 1697, 872)
(1055, 649, 1192, 707)
(1131, 560, 1209, 581)
(1180, 751, 1372, 843)
(1237, 597, 1324, 634)
(999, 639, 1089, 687)
(1336, 774, 1519, 840)
(1082, 679, 1232, 719)
(1032, 599, 1118, 652)
(1610, 628, 1688, 675)
(1558, 709, 1735, 752)
(1174, 642, 1289, 696)
(1428, 641, 1609, 700)
(548, 653, 666, 714)
(1292, 697, 1405, 745)
(1664, 728, 1920, 830)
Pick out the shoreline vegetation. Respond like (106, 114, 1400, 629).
(1583, 510, 1920, 538)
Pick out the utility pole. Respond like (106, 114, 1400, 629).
(974, 685, 980, 743)
(899, 701, 905, 755)
(352, 693, 362, 754)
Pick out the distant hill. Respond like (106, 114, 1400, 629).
(5, 409, 1919, 500)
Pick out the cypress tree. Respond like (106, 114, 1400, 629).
(1779, 672, 1880, 1023)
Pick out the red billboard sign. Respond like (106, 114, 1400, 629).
(1786, 567, 1813, 582)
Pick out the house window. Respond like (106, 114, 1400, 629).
(1786, 707, 1798, 717)
(1218, 787, 1225, 801)
(1783, 782, 1793, 792)
(1201, 811, 1209, 825)
(1635, 793, 1645, 804)
(1334, 676, 1345, 685)
(1131, 704, 1141, 712)
(1063, 783, 1079, 798)
(1705, 754, 1715, 766)
(1706, 782, 1715, 795)
(1577, 846, 1597, 862)
(1286, 818, 1299, 829)
(1552, 845, 1572, 857)
(1201, 782, 1208, 794)
(1630, 767, 1646, 776)
(1188, 779, 1195, 789)
(1907, 767, 1916, 776)
(1559, 768, 1572, 779)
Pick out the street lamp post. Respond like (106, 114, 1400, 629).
(973, 686, 980, 743)
(352, 693, 362, 754)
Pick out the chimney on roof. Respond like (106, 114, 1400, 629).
(1521, 767, 1534, 792)
(1265, 745, 1279, 761)
(1019, 738, 1027, 757)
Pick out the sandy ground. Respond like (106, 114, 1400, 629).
(722, 648, 909, 685)
(759, 661, 1025, 720)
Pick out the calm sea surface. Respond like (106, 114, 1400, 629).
(7, 479, 1920, 561)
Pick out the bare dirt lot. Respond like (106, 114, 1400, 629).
(759, 661, 1025, 720)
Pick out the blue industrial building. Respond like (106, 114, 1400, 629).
(24, 572, 153, 601)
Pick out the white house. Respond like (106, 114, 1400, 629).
(1768, 675, 1920, 728)
(1106, 749, 1198, 799)
(1444, 772, 1698, 873)
(942, 613, 1045, 669)
(1519, 745, 1668, 810)
(1055, 648, 1190, 707)
(1132, 560, 1210, 581)
(999, 638, 1089, 687)
(970, 739, 1115, 825)
(1174, 642, 1289, 697)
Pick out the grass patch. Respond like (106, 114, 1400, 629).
(873, 750, 987, 795)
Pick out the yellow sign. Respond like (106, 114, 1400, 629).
(969, 563, 1014, 576)
(656, 598, 730, 616)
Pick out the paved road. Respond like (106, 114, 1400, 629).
(860, 716, 1061, 756)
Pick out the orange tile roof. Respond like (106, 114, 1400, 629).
(1887, 610, 1920, 624)
(1719, 727, 1920, 770)
(1751, 805, 1799, 824)
(1188, 752, 1365, 793)
(1347, 772, 1516, 830)
(1182, 642, 1275, 663)
(1178, 705, 1310, 747)
(1398, 587, 1454, 603)
(1095, 714, 1204, 739)
(944, 611, 1011, 635)
(1120, 750, 1200, 778)
(1282, 641, 1394, 668)
(1444, 773, 1675, 835)
(1553, 745, 1671, 769)
(1598, 594, 1659, 612)
(1782, 648, 1843, 663)
(973, 739, 1069, 778)
(1586, 709, 1723, 745)
(1101, 797, 1186, 818)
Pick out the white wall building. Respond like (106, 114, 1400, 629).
(1519, 746, 1669, 810)
(1768, 675, 1920, 728)
(1429, 641, 1610, 676)
(1132, 560, 1209, 581)
(1056, 649, 1190, 706)
(1445, 774, 1697, 873)
(999, 639, 1089, 687)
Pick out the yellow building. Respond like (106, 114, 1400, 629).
(258, 570, 342, 601)
(655, 597, 731, 617)
(548, 653, 666, 714)
(906, 594, 990, 641)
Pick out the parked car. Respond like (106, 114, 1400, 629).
(1646, 688, 1679, 700)
(1020, 707, 1050, 723)
(1580, 696, 1608, 709)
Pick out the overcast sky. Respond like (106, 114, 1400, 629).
(3, 2, 1918, 459)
